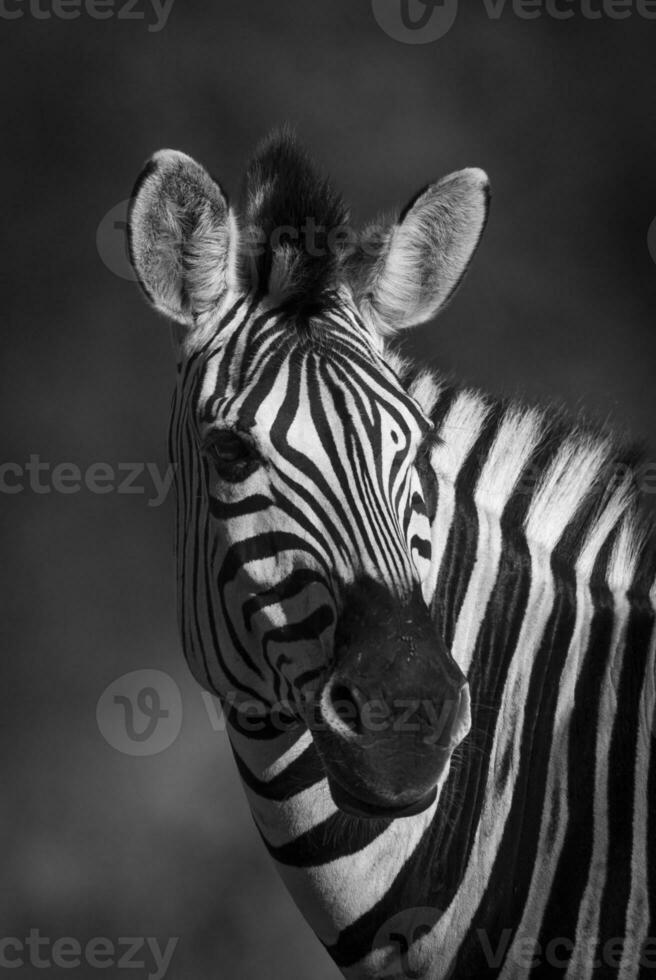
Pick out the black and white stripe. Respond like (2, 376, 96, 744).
(169, 297, 656, 980)
(128, 131, 656, 980)
(170, 296, 434, 712)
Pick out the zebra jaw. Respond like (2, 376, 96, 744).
(326, 776, 439, 820)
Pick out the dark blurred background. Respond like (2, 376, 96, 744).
(2, 2, 656, 978)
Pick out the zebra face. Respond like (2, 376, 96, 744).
(128, 131, 488, 818)
(177, 306, 470, 818)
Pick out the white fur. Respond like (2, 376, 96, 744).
(362, 169, 489, 335)
(525, 436, 609, 551)
(275, 796, 441, 947)
(451, 406, 543, 674)
(422, 390, 491, 607)
(407, 369, 446, 417)
(129, 149, 238, 340)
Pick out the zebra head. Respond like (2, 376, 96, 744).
(128, 132, 489, 819)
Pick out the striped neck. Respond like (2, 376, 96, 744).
(423, 383, 656, 660)
(383, 380, 656, 980)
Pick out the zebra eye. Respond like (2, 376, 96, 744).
(202, 430, 260, 483)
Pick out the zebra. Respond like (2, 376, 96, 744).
(127, 130, 656, 979)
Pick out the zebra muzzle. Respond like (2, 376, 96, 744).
(311, 577, 470, 818)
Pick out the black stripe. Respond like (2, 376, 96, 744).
(434, 400, 499, 652)
(232, 743, 325, 800)
(209, 494, 272, 521)
(226, 704, 298, 741)
(410, 535, 432, 561)
(261, 605, 335, 704)
(596, 585, 655, 977)
(264, 812, 391, 868)
(242, 568, 329, 632)
(533, 531, 617, 978)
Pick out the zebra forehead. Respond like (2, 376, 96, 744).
(197, 341, 430, 439)
(202, 297, 376, 365)
(194, 300, 432, 427)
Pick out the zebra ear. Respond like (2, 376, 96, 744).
(128, 149, 237, 328)
(351, 168, 489, 333)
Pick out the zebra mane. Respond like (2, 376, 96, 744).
(386, 348, 656, 595)
(240, 129, 349, 315)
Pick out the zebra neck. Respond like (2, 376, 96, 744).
(384, 384, 656, 980)
(421, 385, 656, 665)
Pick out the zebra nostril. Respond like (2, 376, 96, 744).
(328, 681, 365, 736)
